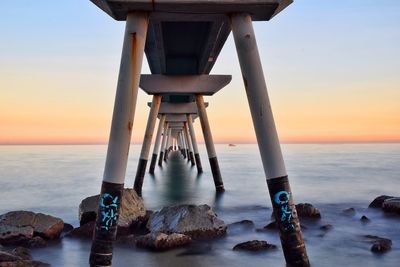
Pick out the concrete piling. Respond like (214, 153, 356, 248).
(158, 122, 168, 167)
(133, 95, 161, 195)
(186, 114, 203, 173)
(89, 12, 148, 267)
(164, 128, 171, 161)
(149, 114, 166, 174)
(231, 13, 310, 267)
(195, 94, 224, 192)
(184, 122, 195, 165)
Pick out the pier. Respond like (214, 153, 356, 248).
(88, 1, 310, 266)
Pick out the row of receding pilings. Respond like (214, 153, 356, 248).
(90, 11, 310, 267)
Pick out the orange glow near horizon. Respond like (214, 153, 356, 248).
(1, 1, 399, 145)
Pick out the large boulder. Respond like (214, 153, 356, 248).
(0, 211, 64, 246)
(369, 195, 394, 208)
(79, 189, 146, 228)
(147, 204, 227, 239)
(295, 203, 321, 219)
(382, 198, 400, 215)
(136, 232, 191, 251)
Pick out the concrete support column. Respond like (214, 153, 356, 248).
(164, 128, 171, 161)
(149, 114, 166, 174)
(184, 122, 195, 165)
(158, 122, 168, 166)
(187, 114, 203, 172)
(195, 95, 224, 192)
(231, 13, 309, 267)
(90, 12, 148, 267)
(183, 125, 190, 162)
(180, 131, 187, 158)
(133, 95, 161, 195)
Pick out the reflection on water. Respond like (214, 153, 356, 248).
(0, 144, 399, 266)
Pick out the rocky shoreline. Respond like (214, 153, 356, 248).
(1, 193, 399, 266)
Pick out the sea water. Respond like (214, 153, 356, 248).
(0, 144, 399, 266)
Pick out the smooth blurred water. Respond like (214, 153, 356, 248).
(0, 144, 399, 266)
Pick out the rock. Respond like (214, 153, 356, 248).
(295, 203, 321, 219)
(79, 189, 146, 228)
(0, 260, 50, 267)
(233, 240, 277, 252)
(229, 220, 254, 227)
(27, 237, 47, 248)
(369, 195, 394, 209)
(11, 247, 31, 260)
(0, 211, 64, 245)
(360, 215, 370, 223)
(364, 235, 392, 253)
(342, 208, 356, 216)
(136, 232, 191, 251)
(263, 221, 278, 230)
(320, 224, 333, 231)
(60, 223, 74, 238)
(176, 243, 212, 256)
(147, 205, 227, 239)
(0, 245, 49, 267)
(0, 250, 21, 262)
(69, 221, 95, 239)
(382, 198, 400, 215)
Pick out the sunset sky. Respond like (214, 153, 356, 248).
(0, 0, 399, 144)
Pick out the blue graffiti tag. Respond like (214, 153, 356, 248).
(100, 193, 119, 231)
(273, 191, 294, 231)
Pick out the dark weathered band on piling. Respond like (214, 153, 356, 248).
(267, 176, 310, 267)
(209, 156, 224, 192)
(186, 149, 190, 161)
(149, 153, 158, 174)
(164, 149, 168, 161)
(90, 181, 124, 267)
(133, 158, 148, 195)
(189, 152, 195, 165)
(182, 149, 187, 158)
(194, 153, 203, 173)
(158, 151, 164, 166)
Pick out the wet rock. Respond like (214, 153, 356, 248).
(263, 221, 278, 230)
(0, 246, 48, 266)
(0, 250, 21, 262)
(69, 221, 95, 239)
(27, 237, 47, 248)
(0, 211, 64, 246)
(320, 224, 333, 231)
(343, 208, 356, 216)
(233, 240, 277, 252)
(229, 220, 254, 227)
(365, 235, 392, 253)
(0, 260, 50, 267)
(360, 215, 370, 223)
(369, 195, 394, 209)
(79, 189, 146, 228)
(147, 205, 227, 239)
(60, 223, 74, 238)
(136, 232, 191, 251)
(176, 243, 212, 256)
(296, 203, 321, 219)
(382, 198, 400, 215)
(11, 247, 31, 260)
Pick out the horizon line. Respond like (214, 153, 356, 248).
(1, 140, 399, 146)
